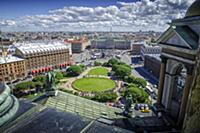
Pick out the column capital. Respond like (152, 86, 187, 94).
(160, 55, 168, 64)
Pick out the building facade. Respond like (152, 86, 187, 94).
(15, 42, 71, 75)
(0, 55, 26, 83)
(91, 37, 131, 50)
(131, 42, 144, 55)
(144, 54, 161, 78)
(141, 44, 161, 60)
(65, 39, 90, 53)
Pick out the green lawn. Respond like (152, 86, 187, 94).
(72, 77, 116, 92)
(87, 67, 109, 76)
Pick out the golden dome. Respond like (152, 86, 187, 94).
(185, 0, 200, 17)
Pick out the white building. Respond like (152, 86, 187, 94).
(91, 37, 131, 50)
(141, 43, 161, 60)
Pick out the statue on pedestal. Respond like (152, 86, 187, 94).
(45, 72, 57, 96)
(123, 94, 133, 117)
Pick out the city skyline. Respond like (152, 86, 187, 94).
(0, 0, 195, 32)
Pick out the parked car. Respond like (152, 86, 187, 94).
(134, 104, 140, 111)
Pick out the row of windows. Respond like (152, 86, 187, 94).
(0, 61, 24, 68)
(27, 54, 70, 69)
(0, 68, 25, 74)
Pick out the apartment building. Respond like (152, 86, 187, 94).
(0, 55, 26, 83)
(15, 41, 72, 75)
(141, 43, 161, 60)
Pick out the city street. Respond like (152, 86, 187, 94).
(134, 66, 158, 86)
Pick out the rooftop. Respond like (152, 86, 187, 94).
(15, 41, 70, 55)
(0, 55, 24, 64)
(145, 54, 161, 61)
(1, 91, 132, 133)
(65, 39, 89, 44)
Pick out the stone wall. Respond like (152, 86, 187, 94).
(183, 50, 200, 133)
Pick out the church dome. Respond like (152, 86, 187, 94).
(185, 0, 200, 18)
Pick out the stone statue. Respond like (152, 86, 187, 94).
(45, 72, 57, 96)
(123, 94, 133, 116)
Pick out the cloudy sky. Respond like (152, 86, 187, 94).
(0, 0, 195, 32)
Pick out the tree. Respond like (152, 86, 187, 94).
(79, 64, 86, 70)
(32, 75, 46, 83)
(55, 72, 64, 80)
(66, 65, 82, 76)
(124, 75, 135, 83)
(94, 61, 102, 66)
(122, 84, 148, 103)
(114, 65, 131, 79)
(15, 81, 35, 91)
(91, 92, 118, 102)
(132, 78, 147, 88)
(107, 58, 119, 67)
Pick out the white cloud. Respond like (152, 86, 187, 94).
(0, 0, 196, 31)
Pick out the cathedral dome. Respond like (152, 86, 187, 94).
(185, 0, 200, 18)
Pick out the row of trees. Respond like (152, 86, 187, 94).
(104, 58, 148, 103)
(124, 75, 147, 88)
(104, 58, 147, 88)
(14, 71, 65, 97)
(106, 58, 132, 79)
(91, 92, 118, 102)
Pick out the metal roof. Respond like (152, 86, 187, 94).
(0, 55, 24, 64)
(14, 41, 70, 55)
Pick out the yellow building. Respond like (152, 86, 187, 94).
(0, 55, 26, 83)
(14, 41, 72, 75)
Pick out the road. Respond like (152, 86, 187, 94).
(134, 66, 159, 86)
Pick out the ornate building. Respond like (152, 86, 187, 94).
(15, 41, 72, 75)
(157, 0, 200, 131)
(0, 46, 26, 83)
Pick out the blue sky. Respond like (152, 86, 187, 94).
(0, 0, 138, 19)
(0, 0, 194, 32)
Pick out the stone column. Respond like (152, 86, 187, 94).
(157, 56, 167, 105)
(178, 65, 194, 126)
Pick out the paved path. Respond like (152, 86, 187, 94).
(59, 67, 112, 93)
(60, 67, 92, 91)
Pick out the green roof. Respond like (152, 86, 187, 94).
(45, 91, 124, 120)
(174, 26, 199, 49)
